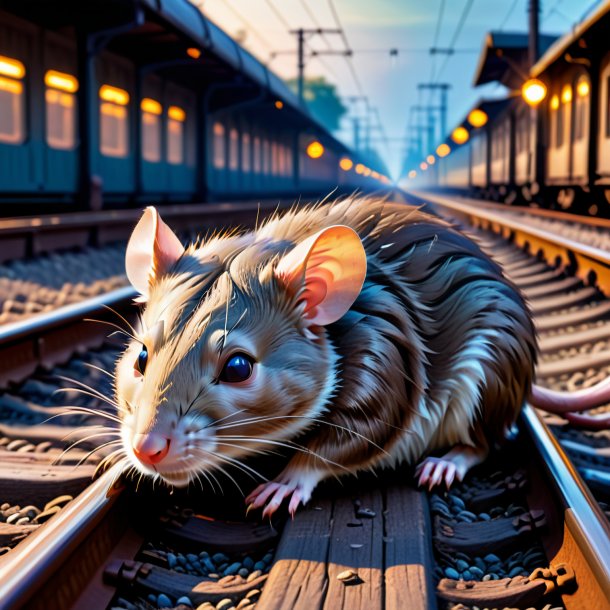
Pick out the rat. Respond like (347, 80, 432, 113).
(113, 196, 608, 518)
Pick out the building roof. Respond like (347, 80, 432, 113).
(473, 31, 557, 89)
(532, 1, 610, 76)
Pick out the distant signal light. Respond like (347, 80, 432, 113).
(340, 158, 353, 171)
(436, 143, 450, 157)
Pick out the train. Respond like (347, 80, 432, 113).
(405, 3, 610, 218)
(0, 0, 389, 213)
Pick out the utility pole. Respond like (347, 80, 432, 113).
(296, 28, 305, 103)
(528, 0, 540, 66)
(529, 0, 543, 194)
(289, 28, 343, 103)
(417, 83, 451, 139)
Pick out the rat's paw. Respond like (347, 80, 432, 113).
(245, 469, 321, 518)
(414, 444, 488, 491)
(414, 457, 461, 491)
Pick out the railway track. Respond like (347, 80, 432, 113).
(1, 197, 610, 609)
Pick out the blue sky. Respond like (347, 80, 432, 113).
(195, 0, 598, 178)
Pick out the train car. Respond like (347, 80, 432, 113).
(529, 2, 609, 214)
(406, 8, 610, 218)
(0, 0, 388, 213)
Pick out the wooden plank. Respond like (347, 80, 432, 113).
(256, 498, 333, 610)
(322, 490, 384, 610)
(384, 484, 437, 610)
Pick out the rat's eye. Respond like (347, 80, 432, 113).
(220, 353, 254, 383)
(134, 345, 148, 375)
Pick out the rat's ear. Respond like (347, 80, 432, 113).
(275, 225, 366, 327)
(125, 207, 184, 299)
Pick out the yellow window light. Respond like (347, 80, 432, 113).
(451, 126, 469, 145)
(100, 84, 130, 105)
(408, 170, 417, 179)
(46, 89, 74, 108)
(420, 161, 428, 171)
(577, 80, 590, 97)
(426, 154, 435, 165)
(468, 109, 488, 128)
(275, 100, 284, 110)
(355, 163, 365, 174)
(187, 47, 201, 59)
(436, 143, 451, 157)
(306, 140, 324, 159)
(0, 76, 23, 94)
(339, 157, 353, 171)
(45, 70, 78, 93)
(522, 78, 547, 106)
(168, 106, 186, 122)
(550, 94, 560, 110)
(363, 167, 372, 176)
(0, 55, 25, 79)
(371, 170, 380, 179)
(577, 80, 590, 98)
(562, 85, 572, 104)
(141, 98, 162, 115)
(101, 102, 127, 119)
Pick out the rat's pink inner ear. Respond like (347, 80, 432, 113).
(275, 225, 367, 327)
(125, 207, 185, 298)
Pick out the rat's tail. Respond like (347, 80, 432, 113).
(530, 378, 610, 429)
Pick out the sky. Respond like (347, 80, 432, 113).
(193, 0, 599, 179)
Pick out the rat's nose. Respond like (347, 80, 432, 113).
(132, 433, 170, 465)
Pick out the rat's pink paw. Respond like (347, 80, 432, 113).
(414, 457, 461, 491)
(245, 470, 320, 518)
(414, 444, 488, 491)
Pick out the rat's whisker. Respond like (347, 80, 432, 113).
(213, 441, 282, 459)
(83, 362, 116, 381)
(100, 304, 139, 338)
(71, 439, 124, 469)
(217, 435, 348, 472)
(213, 414, 389, 456)
(202, 408, 248, 429)
(84, 318, 138, 343)
(190, 447, 267, 483)
(53, 430, 122, 465)
(96, 449, 128, 476)
(54, 405, 123, 425)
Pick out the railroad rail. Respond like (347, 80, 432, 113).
(1, 196, 610, 609)
(0, 200, 288, 264)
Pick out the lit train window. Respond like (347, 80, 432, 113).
(141, 98, 162, 163)
(99, 85, 130, 157)
(242, 132, 251, 172)
(213, 122, 225, 169)
(253, 136, 261, 173)
(167, 106, 186, 165)
(607, 77, 610, 138)
(271, 142, 278, 175)
(263, 139, 270, 175)
(575, 77, 589, 141)
(229, 128, 238, 170)
(45, 70, 78, 150)
(0, 55, 25, 145)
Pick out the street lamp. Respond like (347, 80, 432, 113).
(306, 141, 324, 159)
(467, 109, 488, 128)
(522, 78, 547, 106)
(451, 126, 469, 144)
